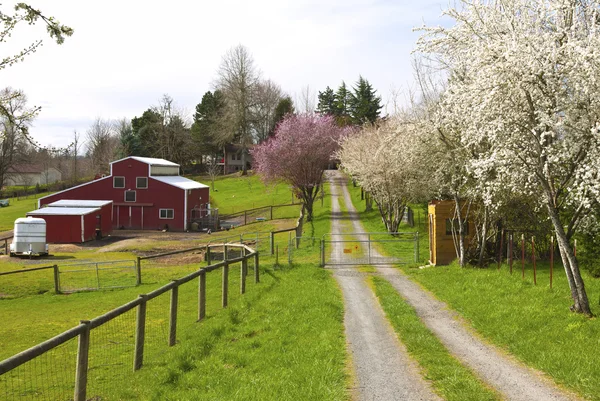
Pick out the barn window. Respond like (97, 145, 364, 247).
(125, 190, 136, 202)
(136, 177, 148, 189)
(114, 176, 125, 188)
(159, 209, 174, 219)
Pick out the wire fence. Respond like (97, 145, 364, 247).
(0, 243, 260, 401)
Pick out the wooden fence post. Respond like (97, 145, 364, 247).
(169, 282, 178, 346)
(270, 206, 273, 220)
(4, 238, 7, 255)
(136, 257, 142, 285)
(74, 320, 91, 401)
(241, 257, 247, 294)
(532, 237, 537, 285)
(206, 245, 211, 265)
(254, 253, 260, 283)
(550, 236, 554, 290)
(270, 232, 274, 255)
(198, 270, 206, 321)
(134, 295, 147, 371)
(521, 234, 525, 279)
(53, 265, 60, 293)
(222, 262, 229, 308)
(509, 235, 513, 275)
(244, 210, 247, 225)
(224, 244, 228, 261)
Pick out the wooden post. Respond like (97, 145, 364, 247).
(270, 205, 273, 220)
(222, 262, 229, 308)
(532, 237, 537, 285)
(509, 235, 513, 275)
(169, 282, 178, 346)
(53, 265, 60, 293)
(270, 232, 274, 255)
(521, 234, 525, 279)
(244, 210, 247, 225)
(74, 320, 91, 401)
(206, 245, 211, 265)
(224, 244, 228, 261)
(136, 257, 142, 285)
(4, 238, 7, 255)
(254, 252, 260, 283)
(241, 258, 247, 294)
(198, 270, 206, 321)
(242, 247, 248, 277)
(133, 295, 147, 371)
(497, 230, 504, 270)
(550, 236, 554, 290)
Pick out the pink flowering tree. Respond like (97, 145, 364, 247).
(252, 114, 349, 221)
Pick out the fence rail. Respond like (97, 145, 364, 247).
(0, 243, 259, 401)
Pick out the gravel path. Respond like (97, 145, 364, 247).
(329, 170, 583, 401)
(328, 173, 442, 401)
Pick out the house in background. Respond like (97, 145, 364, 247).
(5, 164, 62, 186)
(38, 156, 210, 232)
(218, 144, 254, 174)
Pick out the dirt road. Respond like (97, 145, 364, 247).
(328, 170, 582, 401)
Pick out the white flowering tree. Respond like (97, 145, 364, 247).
(417, 0, 600, 315)
(339, 117, 430, 233)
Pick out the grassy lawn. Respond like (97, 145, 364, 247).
(189, 172, 299, 215)
(0, 193, 48, 232)
(1, 176, 347, 400)
(346, 179, 600, 400)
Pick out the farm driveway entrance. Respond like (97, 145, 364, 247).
(321, 232, 419, 266)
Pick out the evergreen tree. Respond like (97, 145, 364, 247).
(131, 109, 162, 156)
(270, 96, 294, 137)
(334, 82, 353, 126)
(350, 76, 382, 125)
(316, 86, 336, 116)
(191, 90, 225, 159)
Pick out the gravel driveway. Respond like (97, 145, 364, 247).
(328, 170, 583, 401)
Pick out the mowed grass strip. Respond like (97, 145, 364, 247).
(370, 276, 499, 401)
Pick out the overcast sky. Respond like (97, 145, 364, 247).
(2, 0, 451, 150)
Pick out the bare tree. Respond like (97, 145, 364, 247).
(207, 156, 222, 191)
(85, 118, 117, 174)
(295, 85, 316, 114)
(215, 44, 261, 175)
(253, 79, 284, 143)
(0, 88, 38, 188)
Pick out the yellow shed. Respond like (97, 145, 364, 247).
(428, 200, 476, 265)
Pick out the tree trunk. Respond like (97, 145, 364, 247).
(546, 201, 592, 315)
(453, 194, 466, 267)
(478, 206, 488, 267)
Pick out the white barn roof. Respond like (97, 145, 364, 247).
(151, 176, 209, 190)
(47, 200, 112, 208)
(111, 156, 179, 167)
(28, 207, 101, 216)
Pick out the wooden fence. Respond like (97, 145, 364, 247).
(0, 243, 259, 401)
(0, 236, 12, 255)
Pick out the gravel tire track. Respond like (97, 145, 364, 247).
(331, 170, 583, 401)
(328, 172, 442, 401)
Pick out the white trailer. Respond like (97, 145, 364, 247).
(10, 217, 49, 256)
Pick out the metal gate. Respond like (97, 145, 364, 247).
(58, 260, 138, 292)
(321, 232, 419, 266)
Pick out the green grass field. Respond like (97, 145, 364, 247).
(0, 176, 346, 400)
(346, 179, 600, 401)
(189, 172, 299, 215)
(0, 193, 47, 232)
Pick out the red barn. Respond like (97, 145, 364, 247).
(38, 157, 210, 232)
(45, 200, 113, 237)
(26, 207, 101, 243)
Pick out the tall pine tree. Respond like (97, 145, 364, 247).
(316, 86, 336, 116)
(350, 76, 382, 125)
